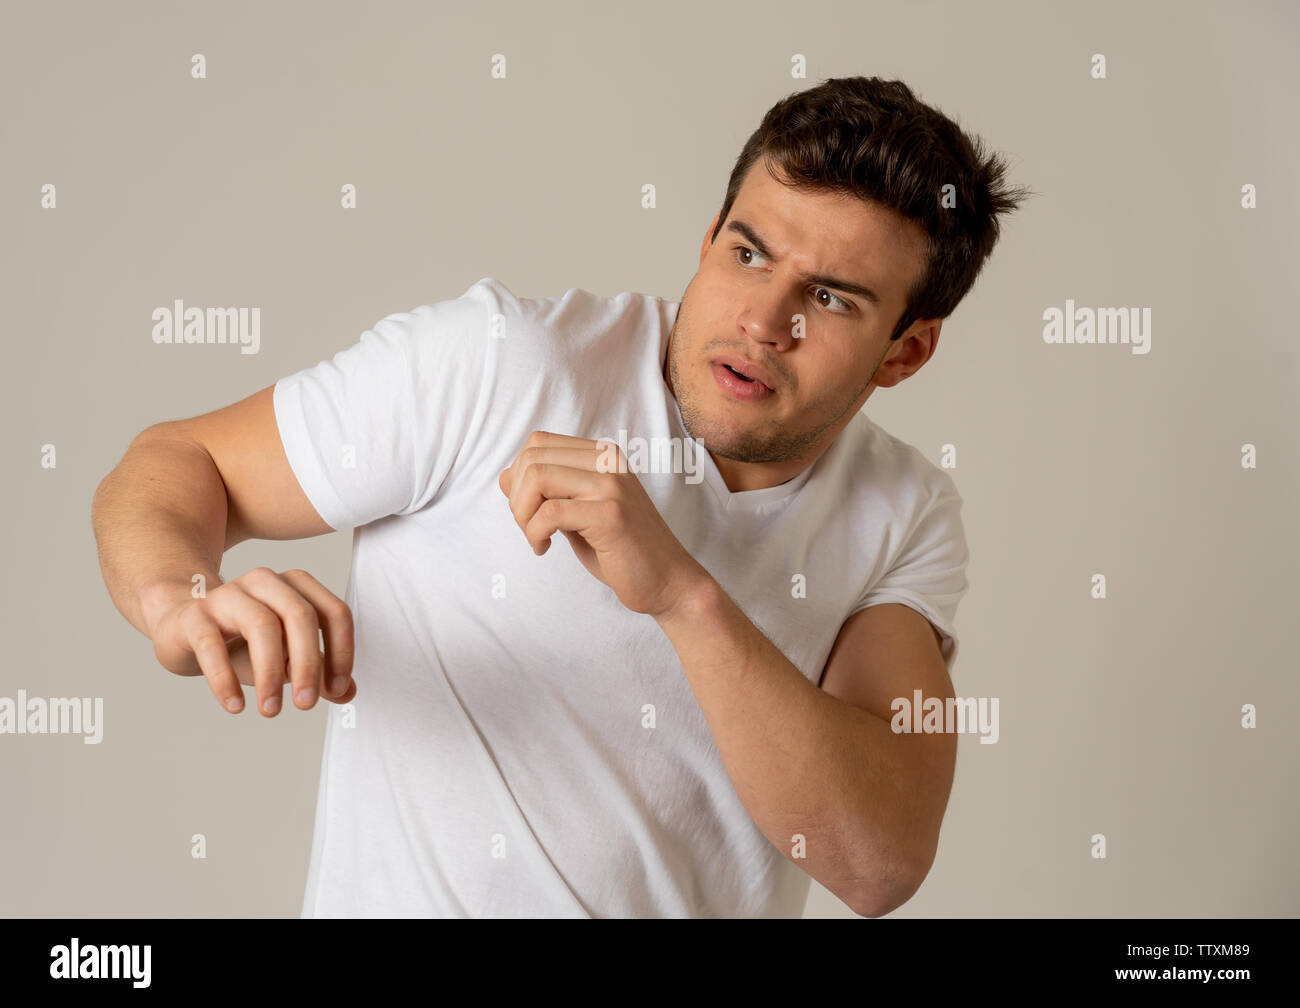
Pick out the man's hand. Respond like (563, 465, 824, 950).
(498, 430, 709, 618)
(142, 567, 357, 716)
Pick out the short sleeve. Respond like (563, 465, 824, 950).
(272, 288, 494, 531)
(852, 485, 970, 674)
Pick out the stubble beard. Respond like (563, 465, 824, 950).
(667, 320, 872, 466)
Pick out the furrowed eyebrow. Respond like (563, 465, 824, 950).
(724, 219, 882, 306)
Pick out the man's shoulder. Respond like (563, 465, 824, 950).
(441, 276, 667, 324)
(387, 277, 669, 365)
(836, 411, 961, 504)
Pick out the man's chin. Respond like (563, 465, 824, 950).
(679, 387, 793, 461)
(687, 423, 779, 465)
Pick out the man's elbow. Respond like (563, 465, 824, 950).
(849, 874, 921, 918)
(846, 851, 935, 918)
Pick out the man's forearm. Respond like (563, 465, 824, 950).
(653, 574, 924, 915)
(91, 426, 227, 638)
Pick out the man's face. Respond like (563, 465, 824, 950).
(665, 156, 938, 486)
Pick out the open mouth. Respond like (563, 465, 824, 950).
(712, 361, 775, 400)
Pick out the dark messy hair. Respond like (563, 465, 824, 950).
(712, 76, 1033, 340)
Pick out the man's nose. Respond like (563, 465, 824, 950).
(739, 284, 799, 351)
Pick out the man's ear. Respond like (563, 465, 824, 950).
(700, 213, 721, 266)
(872, 320, 942, 388)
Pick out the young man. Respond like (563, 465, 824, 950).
(92, 76, 1029, 917)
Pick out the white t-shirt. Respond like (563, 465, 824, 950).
(272, 276, 969, 918)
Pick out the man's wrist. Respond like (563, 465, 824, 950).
(138, 573, 219, 639)
(652, 564, 724, 633)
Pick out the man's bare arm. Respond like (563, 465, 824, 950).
(91, 384, 356, 716)
(653, 588, 955, 918)
(92, 422, 230, 639)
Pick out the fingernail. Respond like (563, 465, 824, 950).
(296, 687, 317, 708)
(331, 676, 349, 695)
(264, 696, 281, 715)
(225, 696, 243, 713)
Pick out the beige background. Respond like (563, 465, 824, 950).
(2, 0, 1296, 917)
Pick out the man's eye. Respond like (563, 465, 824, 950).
(813, 287, 851, 313)
(734, 245, 765, 267)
